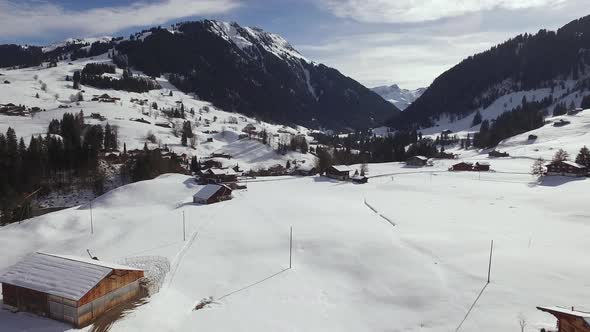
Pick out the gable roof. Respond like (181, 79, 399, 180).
(0, 252, 141, 301)
(193, 184, 231, 201)
(538, 306, 590, 326)
(330, 165, 352, 173)
(409, 156, 428, 161)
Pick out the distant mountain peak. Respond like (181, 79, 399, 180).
(371, 84, 426, 110)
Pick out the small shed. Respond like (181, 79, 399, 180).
(473, 162, 490, 172)
(546, 160, 587, 177)
(537, 306, 590, 332)
(488, 150, 509, 158)
(326, 165, 352, 180)
(449, 162, 474, 171)
(406, 156, 428, 167)
(193, 184, 233, 204)
(0, 252, 144, 328)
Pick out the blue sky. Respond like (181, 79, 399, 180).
(0, 0, 587, 89)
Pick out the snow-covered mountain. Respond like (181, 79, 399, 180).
(371, 84, 425, 110)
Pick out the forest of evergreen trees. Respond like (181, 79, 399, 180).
(394, 14, 590, 128)
(78, 63, 160, 93)
(0, 111, 184, 225)
(472, 97, 548, 148)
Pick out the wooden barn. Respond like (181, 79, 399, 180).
(200, 168, 238, 184)
(406, 156, 428, 167)
(546, 160, 587, 177)
(473, 162, 491, 171)
(537, 306, 590, 332)
(193, 184, 233, 204)
(326, 165, 352, 180)
(449, 162, 474, 171)
(0, 252, 144, 328)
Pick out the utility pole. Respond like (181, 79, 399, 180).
(183, 211, 186, 241)
(487, 240, 494, 283)
(90, 201, 94, 235)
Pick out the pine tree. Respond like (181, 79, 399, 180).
(471, 110, 482, 127)
(575, 146, 590, 167)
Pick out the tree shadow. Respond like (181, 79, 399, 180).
(537, 176, 587, 187)
(216, 268, 290, 302)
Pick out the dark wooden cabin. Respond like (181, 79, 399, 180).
(326, 165, 352, 180)
(546, 160, 587, 177)
(537, 306, 590, 332)
(449, 162, 474, 171)
(406, 156, 428, 167)
(473, 162, 490, 171)
(0, 252, 144, 328)
(193, 184, 233, 204)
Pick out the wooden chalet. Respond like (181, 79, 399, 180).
(193, 184, 233, 204)
(537, 306, 590, 332)
(449, 162, 474, 171)
(0, 252, 144, 328)
(326, 165, 352, 180)
(488, 150, 509, 158)
(546, 160, 587, 177)
(406, 156, 428, 167)
(473, 162, 491, 172)
(200, 168, 238, 184)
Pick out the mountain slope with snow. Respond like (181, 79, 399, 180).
(371, 84, 425, 110)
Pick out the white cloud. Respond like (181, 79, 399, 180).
(0, 0, 240, 39)
(316, 0, 567, 23)
(297, 31, 508, 89)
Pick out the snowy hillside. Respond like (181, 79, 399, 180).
(0, 52, 314, 171)
(371, 84, 425, 110)
(1, 153, 589, 331)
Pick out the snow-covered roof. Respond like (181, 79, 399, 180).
(193, 184, 230, 201)
(208, 168, 227, 176)
(562, 161, 586, 169)
(410, 156, 428, 161)
(538, 306, 590, 318)
(330, 165, 352, 172)
(0, 252, 141, 301)
(476, 162, 490, 166)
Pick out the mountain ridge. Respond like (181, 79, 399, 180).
(371, 84, 426, 110)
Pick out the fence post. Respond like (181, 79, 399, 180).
(487, 240, 493, 283)
(183, 211, 186, 242)
(289, 226, 293, 269)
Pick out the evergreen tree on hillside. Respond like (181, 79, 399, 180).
(471, 111, 482, 127)
(575, 146, 590, 167)
(581, 95, 590, 110)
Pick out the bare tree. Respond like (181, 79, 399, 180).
(553, 149, 569, 162)
(531, 157, 545, 177)
(518, 314, 527, 332)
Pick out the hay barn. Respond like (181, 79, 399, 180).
(0, 252, 144, 328)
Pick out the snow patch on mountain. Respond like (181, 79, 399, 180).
(208, 21, 308, 63)
(371, 84, 425, 110)
(42, 37, 113, 53)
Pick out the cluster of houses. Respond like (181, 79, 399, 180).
(91, 94, 120, 103)
(0, 103, 40, 116)
(192, 167, 248, 205)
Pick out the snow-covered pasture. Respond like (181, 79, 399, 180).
(0, 161, 587, 331)
(0, 55, 313, 173)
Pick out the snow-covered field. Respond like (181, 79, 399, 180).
(0, 156, 588, 331)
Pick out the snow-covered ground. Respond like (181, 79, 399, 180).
(0, 54, 313, 173)
(0, 155, 588, 332)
